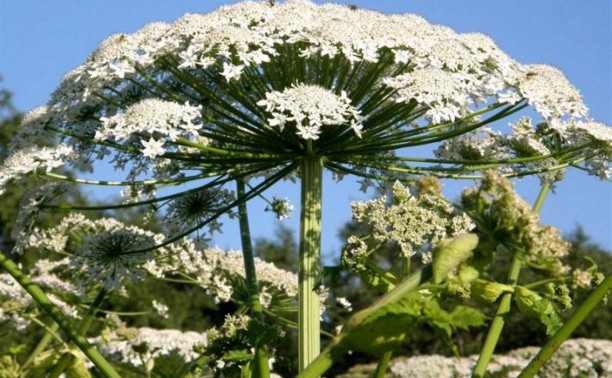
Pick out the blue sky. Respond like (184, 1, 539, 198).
(1, 1, 610, 259)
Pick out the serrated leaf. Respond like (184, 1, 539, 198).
(338, 292, 486, 355)
(449, 306, 487, 330)
(339, 311, 416, 353)
(514, 286, 562, 336)
(356, 261, 397, 293)
(338, 292, 423, 353)
(432, 234, 479, 283)
(247, 319, 278, 347)
(471, 279, 514, 303)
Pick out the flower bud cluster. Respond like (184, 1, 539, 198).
(461, 171, 569, 274)
(349, 180, 473, 260)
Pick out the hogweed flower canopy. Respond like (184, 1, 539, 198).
(2, 0, 611, 370)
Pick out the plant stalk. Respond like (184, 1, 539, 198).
(20, 322, 60, 372)
(236, 179, 270, 378)
(472, 181, 551, 377)
(373, 350, 393, 378)
(0, 251, 120, 378)
(518, 274, 612, 378)
(373, 255, 411, 377)
(298, 155, 323, 372)
(49, 287, 108, 378)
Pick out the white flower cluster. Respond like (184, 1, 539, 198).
(7, 106, 55, 152)
(461, 171, 570, 274)
(11, 182, 66, 255)
(206, 314, 250, 343)
(75, 225, 162, 289)
(434, 126, 512, 162)
(95, 99, 203, 158)
(0, 144, 74, 195)
(435, 116, 612, 181)
(518, 65, 588, 121)
(146, 243, 299, 304)
(386, 338, 612, 378)
(19, 212, 301, 307)
(151, 300, 169, 319)
(93, 327, 207, 367)
(44, 0, 590, 134)
(21, 213, 165, 289)
(4, 0, 606, 190)
(349, 181, 474, 259)
(257, 84, 363, 140)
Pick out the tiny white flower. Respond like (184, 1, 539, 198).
(141, 138, 166, 158)
(109, 60, 135, 78)
(221, 62, 244, 82)
(152, 300, 169, 319)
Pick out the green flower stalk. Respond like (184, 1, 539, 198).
(49, 287, 109, 378)
(1, 1, 610, 371)
(0, 252, 120, 378)
(236, 179, 270, 377)
(471, 180, 551, 377)
(518, 274, 612, 378)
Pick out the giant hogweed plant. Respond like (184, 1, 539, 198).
(0, 1, 610, 377)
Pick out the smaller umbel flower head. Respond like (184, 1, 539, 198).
(265, 196, 294, 220)
(74, 225, 162, 289)
(460, 171, 569, 274)
(257, 84, 363, 140)
(165, 188, 235, 237)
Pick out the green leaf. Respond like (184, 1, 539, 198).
(514, 286, 562, 335)
(240, 360, 253, 378)
(223, 349, 253, 362)
(470, 279, 514, 303)
(7, 345, 26, 355)
(449, 306, 487, 330)
(338, 292, 486, 355)
(356, 261, 397, 293)
(432, 234, 479, 284)
(338, 293, 422, 353)
(247, 319, 278, 347)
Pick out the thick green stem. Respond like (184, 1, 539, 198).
(236, 179, 270, 378)
(518, 274, 612, 378)
(472, 181, 551, 378)
(298, 155, 323, 372)
(0, 252, 120, 378)
(49, 288, 108, 378)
